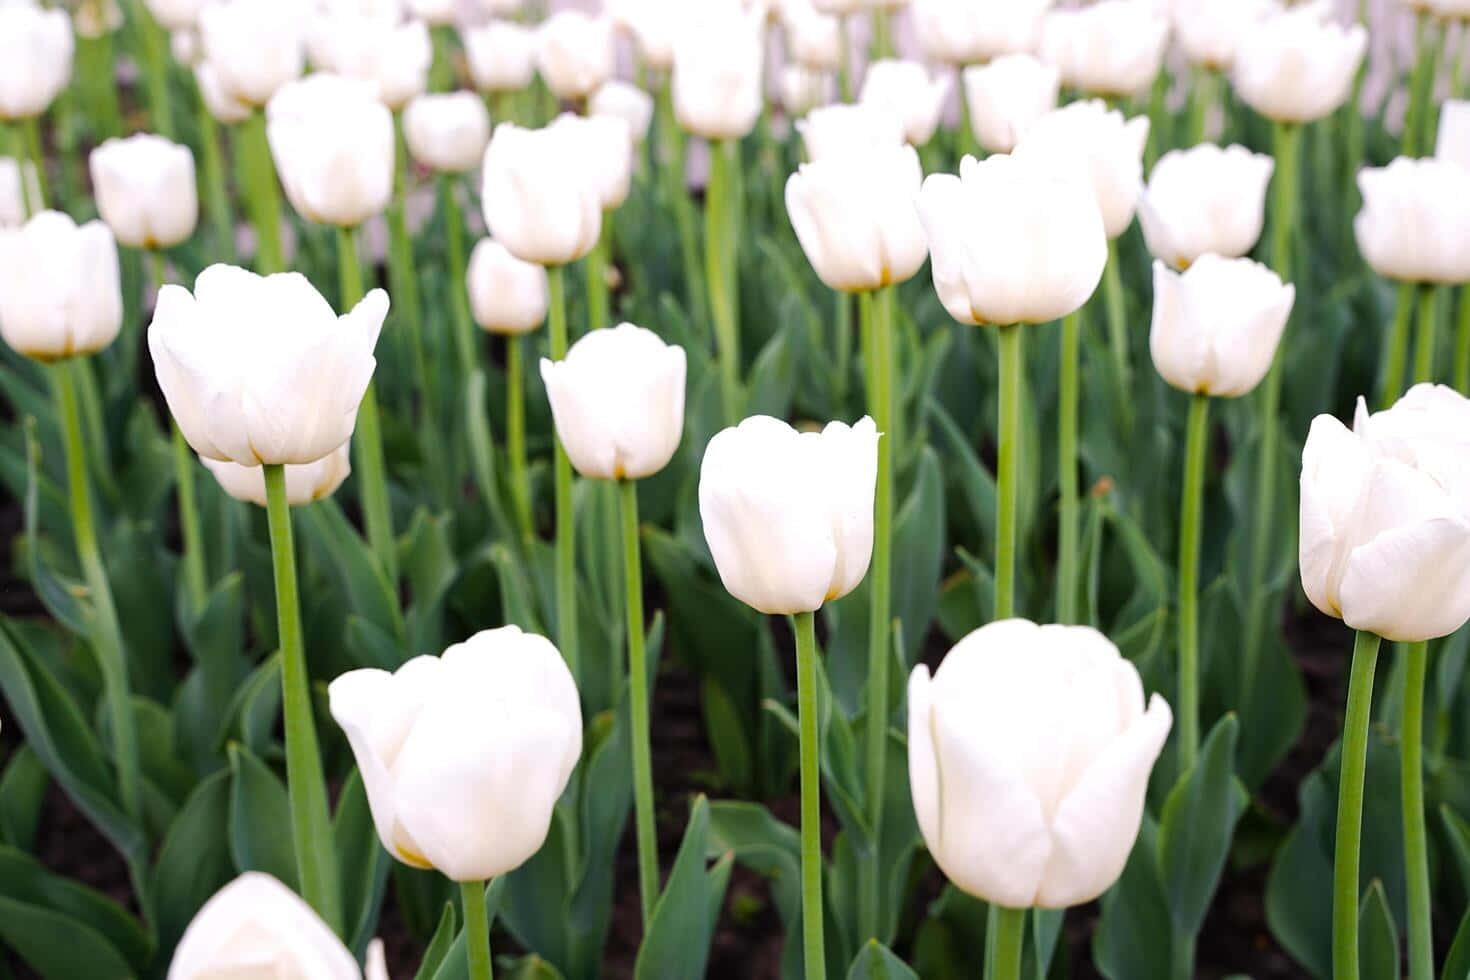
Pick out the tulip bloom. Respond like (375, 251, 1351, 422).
(1013, 100, 1149, 241)
(202, 443, 351, 508)
(672, 1, 764, 141)
(1039, 1, 1169, 99)
(608, 0, 678, 70)
(329, 626, 583, 882)
(859, 59, 953, 146)
(796, 102, 905, 163)
(781, 65, 835, 117)
(148, 264, 389, 466)
(404, 0, 456, 25)
(536, 11, 614, 101)
(404, 92, 491, 174)
(1354, 158, 1470, 285)
(467, 239, 550, 335)
(0, 211, 122, 361)
(463, 21, 537, 92)
(962, 55, 1060, 155)
(144, 0, 210, 30)
(196, 61, 253, 124)
(89, 134, 199, 251)
(908, 619, 1172, 908)
(308, 14, 431, 111)
(481, 123, 604, 266)
(783, 2, 843, 71)
(590, 81, 655, 143)
(1437, 100, 1470, 170)
(912, 0, 1051, 65)
(1139, 143, 1275, 270)
(0, 158, 41, 227)
(199, 0, 305, 107)
(1232, 2, 1367, 124)
(0, 3, 73, 120)
(1171, 0, 1269, 71)
(547, 113, 634, 211)
(267, 73, 395, 228)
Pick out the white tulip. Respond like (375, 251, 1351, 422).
(700, 414, 878, 615)
(0, 4, 73, 120)
(916, 154, 1107, 326)
(0, 211, 122, 362)
(200, 0, 306, 107)
(1139, 143, 1275, 270)
(309, 14, 430, 110)
(858, 59, 952, 146)
(0, 158, 41, 228)
(1300, 386, 1470, 642)
(148, 264, 389, 466)
(540, 324, 686, 481)
(167, 873, 362, 980)
(908, 619, 1172, 909)
(202, 443, 351, 507)
(912, 0, 1052, 65)
(171, 26, 202, 66)
(608, 0, 678, 70)
(781, 65, 834, 116)
(590, 81, 655, 143)
(196, 61, 254, 123)
(1149, 255, 1294, 398)
(1171, 0, 1269, 71)
(1013, 100, 1149, 240)
(784, 1, 842, 71)
(73, 0, 124, 39)
(962, 55, 1060, 155)
(536, 11, 613, 101)
(1232, 2, 1366, 124)
(404, 91, 490, 173)
(797, 102, 905, 162)
(1039, 1, 1170, 98)
(1438, 100, 1470, 171)
(403, 0, 455, 26)
(144, 0, 210, 30)
(1355, 158, 1470, 285)
(467, 238, 549, 334)
(547, 112, 634, 211)
(329, 626, 583, 882)
(267, 73, 395, 227)
(463, 20, 536, 93)
(88, 134, 199, 251)
(480, 122, 603, 266)
(673, 1, 765, 141)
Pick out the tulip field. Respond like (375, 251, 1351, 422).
(5, 0, 1470, 977)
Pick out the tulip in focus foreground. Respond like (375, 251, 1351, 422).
(0, 211, 122, 361)
(1139, 143, 1275, 270)
(89, 133, 199, 250)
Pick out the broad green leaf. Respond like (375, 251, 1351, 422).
(1442, 901, 1470, 980)
(411, 902, 458, 980)
(337, 768, 393, 954)
(0, 745, 47, 850)
(635, 796, 730, 980)
(151, 769, 234, 953)
(215, 653, 282, 759)
(0, 844, 153, 970)
(1358, 880, 1399, 980)
(0, 894, 136, 979)
(845, 939, 919, 980)
(1158, 714, 1244, 936)
(1093, 817, 1173, 980)
(227, 744, 296, 888)
(297, 498, 404, 641)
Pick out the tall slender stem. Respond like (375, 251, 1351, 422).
(441, 175, 476, 374)
(243, 110, 284, 274)
(1145, 69, 1169, 170)
(1413, 284, 1440, 386)
(870, 8, 893, 61)
(1404, 13, 1440, 158)
(196, 92, 236, 263)
(389, 114, 431, 431)
(137, 2, 173, 138)
(21, 117, 49, 210)
(548, 265, 580, 680)
(995, 324, 1022, 620)
(10, 124, 33, 218)
(1456, 287, 1470, 395)
(506, 334, 532, 542)
(793, 611, 827, 980)
(78, 34, 122, 142)
(460, 880, 494, 980)
(586, 222, 610, 333)
(621, 480, 659, 924)
(431, 25, 455, 92)
(1379, 281, 1419, 409)
(705, 140, 741, 423)
(837, 15, 853, 102)
(1333, 629, 1382, 980)
(1102, 242, 1130, 410)
(656, 76, 704, 337)
(1188, 67, 1218, 144)
(1402, 640, 1432, 980)
(1177, 393, 1210, 774)
(989, 907, 1026, 980)
(1057, 311, 1081, 625)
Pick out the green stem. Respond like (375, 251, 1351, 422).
(995, 324, 1022, 620)
(9, 125, 30, 218)
(656, 77, 704, 337)
(548, 265, 579, 681)
(460, 880, 494, 980)
(1413, 284, 1439, 386)
(793, 610, 827, 980)
(1402, 640, 1432, 980)
(705, 140, 741, 423)
(21, 117, 49, 210)
(957, 80, 978, 163)
(1145, 69, 1169, 170)
(834, 292, 852, 405)
(1057, 311, 1081, 625)
(838, 15, 853, 102)
(431, 25, 455, 92)
(196, 91, 236, 263)
(1379, 281, 1418, 409)
(1177, 393, 1210, 775)
(506, 335, 532, 542)
(78, 34, 122, 142)
(1188, 67, 1217, 145)
(390, 114, 431, 428)
(989, 907, 1026, 980)
(1171, 932, 1198, 980)
(1405, 13, 1439, 158)
(1102, 243, 1131, 426)
(138, 2, 173, 138)
(1458, 287, 1470, 395)
(441, 176, 476, 374)
(1333, 629, 1382, 980)
(621, 480, 659, 925)
(870, 8, 893, 61)
(243, 110, 284, 274)
(586, 222, 610, 332)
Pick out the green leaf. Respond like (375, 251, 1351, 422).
(706, 800, 801, 924)
(1093, 816, 1173, 980)
(499, 956, 570, 980)
(1442, 900, 1470, 980)
(337, 767, 393, 954)
(635, 796, 731, 980)
(744, 321, 796, 420)
(1158, 714, 1244, 936)
(464, 369, 513, 541)
(0, 844, 153, 970)
(1358, 880, 1399, 980)
(227, 743, 296, 888)
(0, 893, 137, 979)
(0, 745, 47, 850)
(215, 653, 283, 759)
(412, 902, 458, 980)
(297, 498, 404, 641)
(150, 769, 234, 953)
(402, 508, 458, 654)
(845, 939, 919, 980)
(701, 674, 753, 794)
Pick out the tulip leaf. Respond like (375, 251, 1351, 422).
(402, 508, 458, 654)
(1358, 880, 1400, 980)
(22, 418, 91, 638)
(214, 652, 282, 759)
(0, 843, 153, 970)
(227, 743, 296, 889)
(1093, 816, 1173, 980)
(845, 939, 919, 980)
(498, 956, 570, 980)
(427, 879, 510, 980)
(337, 768, 393, 955)
(296, 498, 404, 642)
(1442, 901, 1470, 980)
(634, 795, 731, 980)
(0, 893, 137, 980)
(1157, 713, 1245, 937)
(150, 769, 234, 954)
(464, 369, 513, 541)
(0, 746, 47, 851)
(701, 673, 754, 795)
(412, 901, 458, 980)
(744, 320, 797, 421)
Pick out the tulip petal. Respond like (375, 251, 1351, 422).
(906, 666, 941, 852)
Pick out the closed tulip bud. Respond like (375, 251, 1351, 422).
(481, 122, 604, 265)
(144, 0, 210, 31)
(88, 135, 199, 251)
(797, 102, 905, 162)
(202, 443, 351, 507)
(1139, 143, 1274, 270)
(1439, 101, 1470, 171)
(700, 414, 878, 615)
(404, 92, 490, 173)
(917, 154, 1106, 326)
(329, 626, 583, 881)
(463, 21, 537, 92)
(468, 238, 549, 334)
(73, 0, 124, 39)
(0, 4, 72, 121)
(0, 158, 41, 228)
(196, 62, 253, 123)
(267, 73, 395, 227)
(590, 81, 655, 143)
(784, 2, 842, 71)
(858, 59, 952, 146)
(1355, 158, 1470, 285)
(913, 0, 1051, 65)
(547, 112, 634, 211)
(1149, 255, 1294, 397)
(200, 0, 306, 107)
(1232, 3, 1366, 124)
(1172, 0, 1269, 71)
(781, 65, 834, 116)
(168, 873, 363, 980)
(673, 2, 765, 141)
(536, 11, 613, 101)
(908, 619, 1172, 909)
(0, 211, 122, 361)
(540, 324, 686, 481)
(1039, 1, 1169, 99)
(786, 144, 927, 293)
(608, 0, 678, 70)
(149, 264, 389, 465)
(403, 0, 456, 26)
(309, 15, 431, 110)
(1013, 100, 1149, 240)
(1300, 386, 1470, 642)
(962, 55, 1060, 154)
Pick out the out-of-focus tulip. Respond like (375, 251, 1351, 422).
(468, 238, 549, 334)
(784, 1, 842, 71)
(908, 619, 1172, 909)
(404, 91, 490, 173)
(1013, 100, 1148, 240)
(309, 14, 430, 110)
(171, 26, 201, 66)
(1171, 0, 1269, 70)
(797, 102, 904, 162)
(590, 81, 655, 142)
(403, 0, 455, 26)
(0, 4, 73, 120)
(1232, 2, 1366, 124)
(88, 134, 199, 250)
(859, 59, 952, 146)
(267, 73, 395, 227)
(912, 0, 1051, 65)
(329, 626, 583, 881)
(0, 158, 41, 228)
(917, 154, 1106, 326)
(782, 65, 834, 116)
(536, 11, 613, 101)
(0, 211, 122, 361)
(1300, 385, 1470, 642)
(962, 54, 1060, 154)
(202, 443, 351, 507)
(700, 414, 878, 615)
(196, 61, 254, 123)
(540, 324, 686, 481)
(673, 1, 765, 141)
(547, 112, 634, 210)
(73, 0, 123, 39)
(200, 0, 305, 107)
(481, 122, 603, 265)
(786, 144, 927, 292)
(1039, 1, 1169, 98)
(167, 873, 362, 980)
(608, 0, 678, 70)
(149, 264, 388, 465)
(1149, 255, 1294, 397)
(1355, 158, 1470, 284)
(144, 0, 209, 31)
(1138, 143, 1275, 270)
(464, 21, 536, 92)
(1438, 100, 1470, 170)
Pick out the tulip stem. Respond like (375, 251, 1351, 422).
(792, 610, 827, 980)
(242, 111, 285, 274)
(1378, 281, 1418, 409)
(196, 86, 236, 263)
(1102, 242, 1131, 420)
(1405, 13, 1440, 158)
(620, 480, 660, 925)
(989, 907, 1026, 980)
(506, 335, 533, 542)
(586, 222, 610, 332)
(52, 361, 142, 825)
(995, 323, 1022, 620)
(461, 880, 494, 980)
(705, 139, 741, 424)
(137, 1, 174, 138)
(1333, 629, 1382, 980)
(838, 15, 853, 103)
(871, 8, 894, 61)
(1177, 393, 1210, 775)
(1188, 67, 1219, 145)
(1057, 311, 1081, 626)
(389, 115, 434, 482)
(1413, 284, 1439, 386)
(77, 34, 122, 143)
(431, 25, 456, 92)
(548, 265, 580, 682)
(441, 176, 477, 376)
(20, 117, 49, 210)
(656, 76, 705, 340)
(1402, 640, 1432, 980)
(1457, 288, 1470, 395)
